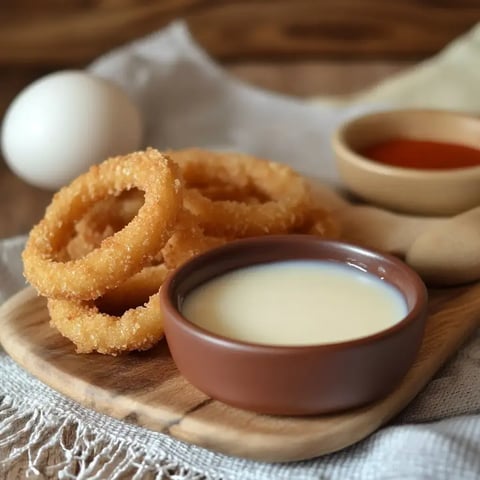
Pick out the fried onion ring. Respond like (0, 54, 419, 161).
(65, 190, 145, 260)
(293, 208, 341, 239)
(47, 290, 165, 355)
(23, 149, 182, 300)
(97, 263, 169, 314)
(161, 210, 226, 269)
(168, 148, 311, 238)
(48, 262, 169, 355)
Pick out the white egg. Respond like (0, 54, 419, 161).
(1, 70, 143, 190)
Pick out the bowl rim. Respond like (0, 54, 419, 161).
(160, 235, 428, 354)
(332, 108, 480, 178)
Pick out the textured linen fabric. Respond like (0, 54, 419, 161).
(1, 21, 480, 479)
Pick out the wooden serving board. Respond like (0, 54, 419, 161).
(1, 285, 479, 462)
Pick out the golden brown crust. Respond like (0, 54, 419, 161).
(22, 149, 182, 300)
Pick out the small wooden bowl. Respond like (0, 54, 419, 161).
(332, 109, 480, 215)
(160, 236, 428, 416)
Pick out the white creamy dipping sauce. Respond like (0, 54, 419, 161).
(181, 260, 408, 346)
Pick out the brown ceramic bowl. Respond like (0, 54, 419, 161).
(160, 235, 428, 416)
(332, 109, 480, 215)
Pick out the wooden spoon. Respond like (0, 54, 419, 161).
(406, 206, 480, 286)
(334, 205, 442, 257)
(310, 181, 480, 286)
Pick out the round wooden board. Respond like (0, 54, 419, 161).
(1, 286, 479, 462)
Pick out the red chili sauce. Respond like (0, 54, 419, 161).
(360, 138, 480, 170)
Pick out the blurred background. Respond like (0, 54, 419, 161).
(1, 0, 479, 237)
(2, 0, 479, 100)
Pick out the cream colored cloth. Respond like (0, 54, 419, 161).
(1, 21, 480, 480)
(312, 22, 480, 113)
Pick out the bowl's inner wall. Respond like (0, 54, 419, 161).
(342, 111, 480, 154)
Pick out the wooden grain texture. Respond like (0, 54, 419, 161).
(0, 284, 479, 462)
(0, 0, 479, 65)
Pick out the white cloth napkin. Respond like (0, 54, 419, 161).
(1, 21, 480, 480)
(88, 22, 384, 186)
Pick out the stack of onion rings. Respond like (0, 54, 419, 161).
(23, 147, 338, 356)
(23, 149, 182, 354)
